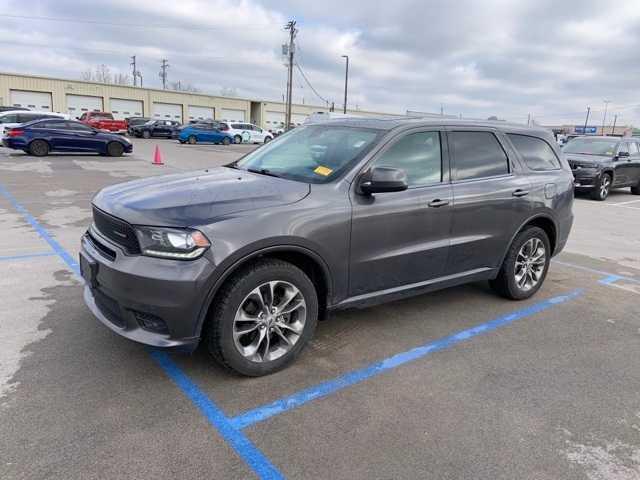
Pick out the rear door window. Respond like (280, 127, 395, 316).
(507, 134, 560, 171)
(627, 142, 639, 154)
(450, 131, 509, 181)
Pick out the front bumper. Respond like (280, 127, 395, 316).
(80, 229, 215, 351)
(571, 168, 600, 188)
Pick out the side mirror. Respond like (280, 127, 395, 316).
(359, 167, 408, 195)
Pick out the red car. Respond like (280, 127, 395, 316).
(79, 112, 127, 134)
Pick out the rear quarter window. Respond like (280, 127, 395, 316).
(450, 131, 510, 181)
(507, 134, 560, 171)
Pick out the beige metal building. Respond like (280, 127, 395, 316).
(0, 72, 396, 130)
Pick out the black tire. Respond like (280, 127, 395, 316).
(187, 135, 197, 145)
(591, 173, 612, 201)
(206, 259, 319, 376)
(264, 136, 272, 144)
(142, 130, 151, 139)
(489, 226, 551, 300)
(29, 139, 49, 157)
(222, 136, 231, 146)
(234, 134, 242, 144)
(178, 139, 185, 144)
(631, 181, 640, 195)
(107, 142, 124, 157)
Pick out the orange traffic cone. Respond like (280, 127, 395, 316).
(152, 145, 164, 165)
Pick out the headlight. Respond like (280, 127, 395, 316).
(135, 227, 210, 260)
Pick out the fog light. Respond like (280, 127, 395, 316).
(132, 310, 169, 334)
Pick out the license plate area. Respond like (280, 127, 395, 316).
(80, 252, 98, 288)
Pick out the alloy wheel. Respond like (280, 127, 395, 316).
(233, 280, 306, 363)
(514, 237, 546, 292)
(600, 175, 611, 199)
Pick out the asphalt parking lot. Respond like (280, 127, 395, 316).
(1, 138, 639, 480)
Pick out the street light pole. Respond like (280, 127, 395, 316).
(583, 106, 590, 134)
(341, 55, 349, 114)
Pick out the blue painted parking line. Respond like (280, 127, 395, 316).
(0, 184, 80, 275)
(230, 288, 584, 430)
(553, 259, 640, 285)
(0, 181, 283, 480)
(599, 274, 624, 285)
(0, 251, 56, 261)
(150, 351, 285, 480)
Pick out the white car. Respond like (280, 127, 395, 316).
(220, 122, 273, 144)
(0, 110, 69, 134)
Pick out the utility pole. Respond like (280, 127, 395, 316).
(440, 104, 444, 116)
(341, 55, 349, 114)
(130, 56, 137, 87)
(527, 113, 531, 126)
(601, 100, 610, 135)
(284, 20, 297, 131)
(611, 114, 618, 135)
(583, 106, 590, 134)
(159, 59, 169, 90)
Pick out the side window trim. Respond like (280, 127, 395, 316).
(446, 128, 513, 183)
(361, 128, 449, 189)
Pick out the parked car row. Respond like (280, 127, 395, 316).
(2, 118, 132, 157)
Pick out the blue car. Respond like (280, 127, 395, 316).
(178, 124, 234, 145)
(2, 118, 133, 157)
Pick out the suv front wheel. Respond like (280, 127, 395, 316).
(490, 226, 551, 300)
(207, 259, 318, 376)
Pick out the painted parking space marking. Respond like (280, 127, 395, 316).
(150, 351, 285, 480)
(0, 181, 283, 480)
(0, 251, 56, 261)
(0, 183, 80, 275)
(553, 259, 640, 285)
(230, 289, 584, 430)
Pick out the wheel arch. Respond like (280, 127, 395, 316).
(196, 245, 333, 338)
(28, 138, 51, 152)
(496, 214, 558, 274)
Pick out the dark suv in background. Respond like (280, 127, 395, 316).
(564, 136, 640, 200)
(130, 119, 181, 138)
(80, 118, 574, 376)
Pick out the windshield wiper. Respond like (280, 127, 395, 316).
(246, 168, 282, 178)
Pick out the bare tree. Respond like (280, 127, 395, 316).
(220, 87, 238, 97)
(169, 81, 200, 93)
(94, 64, 112, 84)
(113, 73, 131, 85)
(80, 69, 93, 81)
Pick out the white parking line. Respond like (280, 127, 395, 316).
(611, 198, 640, 205)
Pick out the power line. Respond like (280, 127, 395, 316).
(294, 62, 329, 105)
(0, 13, 277, 30)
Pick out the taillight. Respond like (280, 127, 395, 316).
(7, 129, 24, 137)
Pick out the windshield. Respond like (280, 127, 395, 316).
(234, 125, 382, 183)
(563, 138, 618, 156)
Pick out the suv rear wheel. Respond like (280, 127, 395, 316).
(490, 226, 550, 300)
(631, 179, 640, 195)
(206, 259, 318, 376)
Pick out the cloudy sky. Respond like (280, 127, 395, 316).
(2, 0, 640, 126)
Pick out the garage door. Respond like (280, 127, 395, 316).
(152, 103, 182, 122)
(188, 105, 214, 122)
(10, 90, 52, 111)
(220, 108, 245, 122)
(67, 94, 103, 118)
(292, 113, 308, 126)
(110, 99, 143, 120)
(265, 110, 285, 130)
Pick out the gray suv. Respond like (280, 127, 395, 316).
(80, 118, 574, 376)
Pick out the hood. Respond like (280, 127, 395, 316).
(92, 167, 310, 226)
(563, 153, 612, 165)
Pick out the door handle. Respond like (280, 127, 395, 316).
(512, 189, 529, 197)
(428, 199, 449, 208)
